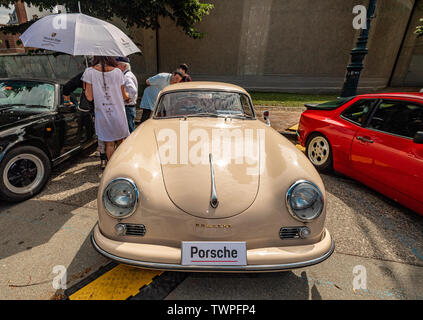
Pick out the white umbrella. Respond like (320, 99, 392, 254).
(20, 13, 141, 57)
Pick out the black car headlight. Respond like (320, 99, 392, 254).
(103, 178, 139, 219)
(286, 180, 324, 222)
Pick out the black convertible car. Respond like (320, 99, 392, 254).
(0, 79, 96, 202)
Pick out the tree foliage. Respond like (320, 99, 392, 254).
(0, 0, 214, 39)
(416, 18, 423, 38)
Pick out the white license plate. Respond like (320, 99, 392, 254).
(181, 242, 247, 266)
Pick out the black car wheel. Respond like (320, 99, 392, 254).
(0, 146, 51, 202)
(306, 133, 333, 173)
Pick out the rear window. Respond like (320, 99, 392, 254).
(306, 97, 355, 111)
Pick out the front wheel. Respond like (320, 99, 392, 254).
(306, 134, 333, 173)
(0, 146, 51, 202)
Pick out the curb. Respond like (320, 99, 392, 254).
(255, 106, 306, 112)
(279, 131, 298, 141)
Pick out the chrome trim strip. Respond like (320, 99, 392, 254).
(52, 146, 81, 162)
(91, 232, 335, 272)
(209, 154, 219, 209)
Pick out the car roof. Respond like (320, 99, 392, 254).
(0, 78, 64, 85)
(161, 81, 250, 95)
(357, 92, 423, 101)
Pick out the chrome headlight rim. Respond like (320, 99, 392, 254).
(103, 178, 139, 219)
(286, 180, 324, 223)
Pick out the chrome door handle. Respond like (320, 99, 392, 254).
(357, 136, 374, 144)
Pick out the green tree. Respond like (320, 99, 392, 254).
(416, 18, 423, 38)
(0, 0, 214, 39)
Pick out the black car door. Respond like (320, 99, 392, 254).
(55, 92, 82, 155)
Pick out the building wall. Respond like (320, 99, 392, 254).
(0, 32, 25, 54)
(391, 0, 423, 87)
(1, 1, 421, 92)
(131, 0, 417, 93)
(0, 0, 27, 55)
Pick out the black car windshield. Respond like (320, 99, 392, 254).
(0, 81, 55, 109)
(155, 91, 255, 119)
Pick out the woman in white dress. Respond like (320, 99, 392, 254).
(82, 56, 130, 162)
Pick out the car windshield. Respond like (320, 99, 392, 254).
(155, 91, 255, 119)
(0, 81, 55, 110)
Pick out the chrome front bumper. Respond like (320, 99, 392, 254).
(91, 225, 335, 272)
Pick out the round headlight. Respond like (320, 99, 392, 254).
(103, 178, 139, 218)
(286, 181, 324, 222)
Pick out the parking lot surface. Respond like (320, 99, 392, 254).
(0, 110, 422, 300)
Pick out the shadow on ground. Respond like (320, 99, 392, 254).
(322, 172, 423, 267)
(165, 271, 321, 300)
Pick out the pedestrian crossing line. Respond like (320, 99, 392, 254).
(69, 264, 163, 300)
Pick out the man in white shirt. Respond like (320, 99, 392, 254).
(139, 71, 184, 123)
(116, 56, 139, 133)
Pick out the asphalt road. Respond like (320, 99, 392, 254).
(0, 111, 422, 300)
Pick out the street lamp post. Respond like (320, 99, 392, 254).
(340, 0, 377, 97)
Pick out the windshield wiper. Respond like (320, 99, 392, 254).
(0, 104, 26, 107)
(185, 113, 220, 118)
(224, 114, 254, 120)
(0, 104, 47, 108)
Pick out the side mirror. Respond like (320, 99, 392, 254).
(414, 131, 423, 144)
(263, 110, 271, 126)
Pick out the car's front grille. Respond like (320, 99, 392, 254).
(125, 224, 146, 237)
(279, 227, 302, 240)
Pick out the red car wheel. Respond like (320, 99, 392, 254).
(306, 133, 333, 173)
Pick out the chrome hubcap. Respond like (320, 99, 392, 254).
(308, 137, 330, 166)
(3, 154, 44, 195)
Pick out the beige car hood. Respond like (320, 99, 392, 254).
(154, 118, 263, 219)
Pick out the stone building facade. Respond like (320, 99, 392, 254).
(0, 1, 27, 54)
(125, 0, 423, 92)
(2, 0, 423, 92)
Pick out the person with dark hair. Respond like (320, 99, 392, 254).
(178, 63, 192, 82)
(62, 73, 83, 106)
(82, 56, 130, 163)
(116, 56, 138, 133)
(139, 70, 184, 123)
(63, 56, 94, 110)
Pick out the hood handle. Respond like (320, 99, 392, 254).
(209, 154, 219, 209)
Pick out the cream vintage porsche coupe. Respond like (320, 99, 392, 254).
(91, 82, 334, 272)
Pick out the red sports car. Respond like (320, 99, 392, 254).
(298, 93, 423, 216)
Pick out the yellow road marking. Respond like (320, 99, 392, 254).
(288, 124, 299, 132)
(69, 264, 162, 300)
(296, 144, 306, 153)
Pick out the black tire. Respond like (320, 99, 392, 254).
(306, 133, 333, 173)
(0, 146, 51, 202)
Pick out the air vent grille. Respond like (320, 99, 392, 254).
(125, 224, 146, 237)
(279, 227, 302, 240)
